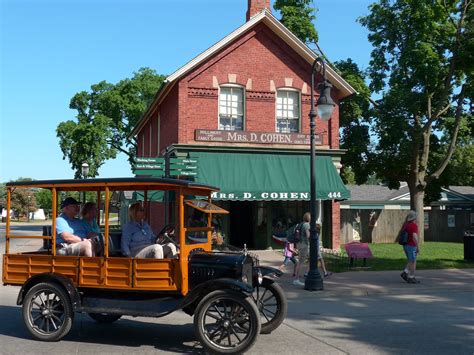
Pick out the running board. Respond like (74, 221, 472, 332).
(80, 296, 182, 318)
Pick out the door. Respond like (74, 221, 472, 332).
(229, 201, 254, 248)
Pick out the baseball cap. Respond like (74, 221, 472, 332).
(61, 197, 80, 209)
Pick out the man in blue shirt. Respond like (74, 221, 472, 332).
(56, 197, 93, 256)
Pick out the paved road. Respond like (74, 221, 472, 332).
(1, 224, 473, 354)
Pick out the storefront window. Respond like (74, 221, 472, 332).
(219, 86, 244, 131)
(276, 90, 300, 133)
(271, 201, 307, 237)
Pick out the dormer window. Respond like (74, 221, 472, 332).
(219, 86, 244, 131)
(276, 90, 300, 133)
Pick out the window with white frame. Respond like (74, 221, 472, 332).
(219, 86, 244, 131)
(276, 90, 300, 133)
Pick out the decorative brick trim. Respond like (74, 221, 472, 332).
(246, 90, 275, 102)
(188, 87, 218, 98)
(301, 93, 317, 104)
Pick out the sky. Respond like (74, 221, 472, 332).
(0, 0, 373, 182)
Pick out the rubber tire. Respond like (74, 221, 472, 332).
(88, 313, 122, 323)
(22, 282, 74, 342)
(255, 279, 287, 334)
(194, 289, 261, 354)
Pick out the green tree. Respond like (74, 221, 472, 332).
(57, 68, 165, 178)
(4, 178, 37, 220)
(359, 0, 474, 240)
(336, 59, 374, 184)
(274, 1, 375, 185)
(274, 0, 318, 43)
(35, 188, 52, 217)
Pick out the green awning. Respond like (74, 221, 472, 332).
(189, 152, 350, 201)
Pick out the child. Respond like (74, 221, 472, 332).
(279, 241, 297, 276)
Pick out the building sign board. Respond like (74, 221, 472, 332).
(211, 191, 310, 200)
(133, 157, 198, 177)
(195, 129, 322, 145)
(135, 163, 164, 170)
(136, 157, 165, 164)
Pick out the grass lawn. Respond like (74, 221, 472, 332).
(324, 242, 474, 272)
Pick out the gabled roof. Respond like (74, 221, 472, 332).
(131, 9, 357, 137)
(448, 186, 474, 201)
(344, 184, 474, 204)
(345, 185, 402, 202)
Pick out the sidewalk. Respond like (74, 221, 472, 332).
(254, 249, 474, 297)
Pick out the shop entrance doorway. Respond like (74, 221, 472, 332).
(229, 201, 254, 248)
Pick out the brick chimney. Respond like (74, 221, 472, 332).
(246, 0, 271, 21)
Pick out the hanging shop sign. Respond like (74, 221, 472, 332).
(195, 129, 322, 145)
(133, 157, 198, 177)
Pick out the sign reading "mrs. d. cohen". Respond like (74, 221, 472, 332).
(195, 129, 322, 145)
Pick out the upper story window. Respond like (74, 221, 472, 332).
(219, 86, 244, 131)
(276, 90, 300, 133)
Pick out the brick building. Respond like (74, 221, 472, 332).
(131, 1, 355, 250)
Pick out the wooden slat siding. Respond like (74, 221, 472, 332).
(425, 210, 471, 242)
(341, 209, 408, 244)
(3, 254, 179, 290)
(341, 209, 472, 244)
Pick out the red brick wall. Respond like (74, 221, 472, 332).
(159, 85, 180, 155)
(331, 201, 341, 249)
(176, 23, 340, 148)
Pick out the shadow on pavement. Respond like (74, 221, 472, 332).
(0, 305, 204, 353)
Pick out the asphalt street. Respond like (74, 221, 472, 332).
(0, 223, 473, 354)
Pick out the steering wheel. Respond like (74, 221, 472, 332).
(155, 224, 176, 245)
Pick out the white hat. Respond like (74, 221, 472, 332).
(406, 210, 417, 221)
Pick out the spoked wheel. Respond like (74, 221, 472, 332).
(22, 282, 74, 341)
(253, 278, 287, 334)
(88, 313, 122, 323)
(194, 289, 261, 354)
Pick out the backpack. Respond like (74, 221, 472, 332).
(398, 224, 409, 245)
(287, 223, 302, 244)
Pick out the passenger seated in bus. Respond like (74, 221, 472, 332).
(56, 197, 94, 257)
(80, 202, 103, 256)
(121, 202, 177, 259)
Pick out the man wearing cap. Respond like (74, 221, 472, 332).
(56, 197, 93, 256)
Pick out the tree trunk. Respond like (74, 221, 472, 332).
(409, 186, 425, 243)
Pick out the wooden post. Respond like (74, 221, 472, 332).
(5, 188, 11, 254)
(52, 188, 57, 256)
(104, 187, 110, 258)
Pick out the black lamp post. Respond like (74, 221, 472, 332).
(305, 57, 335, 291)
(81, 162, 89, 203)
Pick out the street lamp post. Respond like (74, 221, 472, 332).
(305, 57, 335, 291)
(81, 162, 89, 203)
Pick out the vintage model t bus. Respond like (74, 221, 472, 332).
(2, 177, 287, 353)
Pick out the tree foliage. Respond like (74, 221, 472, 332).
(336, 59, 374, 184)
(1, 178, 37, 219)
(35, 188, 52, 216)
(273, 0, 318, 43)
(57, 68, 165, 178)
(359, 0, 474, 239)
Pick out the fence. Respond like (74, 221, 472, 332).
(340, 209, 472, 244)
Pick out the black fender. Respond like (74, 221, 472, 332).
(253, 266, 282, 285)
(180, 278, 253, 316)
(16, 273, 81, 311)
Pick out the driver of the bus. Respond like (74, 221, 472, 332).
(55, 197, 93, 256)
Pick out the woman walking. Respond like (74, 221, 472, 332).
(400, 210, 420, 284)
